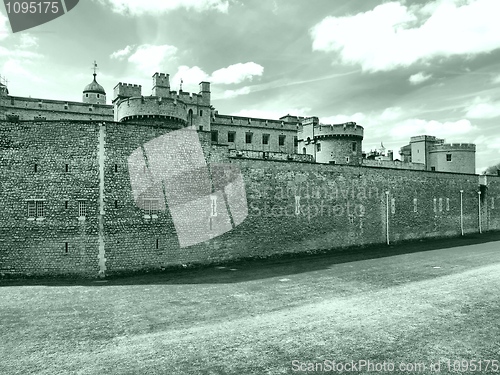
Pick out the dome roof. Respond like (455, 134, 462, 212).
(84, 74, 106, 94)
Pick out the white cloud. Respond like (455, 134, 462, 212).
(222, 86, 251, 99)
(320, 112, 366, 125)
(310, 0, 500, 71)
(211, 62, 264, 84)
(231, 108, 311, 120)
(409, 72, 432, 85)
(171, 65, 210, 91)
(94, 0, 230, 15)
(17, 34, 38, 48)
(127, 44, 178, 73)
(0, 11, 9, 41)
(465, 97, 500, 119)
(2, 59, 47, 84)
(380, 107, 404, 121)
(110, 45, 133, 60)
(492, 74, 500, 84)
(390, 118, 476, 139)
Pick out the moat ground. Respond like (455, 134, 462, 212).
(1, 233, 500, 375)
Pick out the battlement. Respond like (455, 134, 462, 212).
(299, 122, 364, 140)
(429, 143, 476, 152)
(113, 83, 142, 102)
(115, 96, 188, 124)
(410, 135, 444, 144)
(212, 114, 300, 130)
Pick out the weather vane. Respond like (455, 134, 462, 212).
(92, 61, 98, 77)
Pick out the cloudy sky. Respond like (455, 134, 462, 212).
(1, 0, 499, 172)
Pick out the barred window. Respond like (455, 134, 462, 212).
(144, 199, 159, 216)
(27, 200, 44, 218)
(413, 198, 418, 213)
(446, 198, 450, 211)
(78, 200, 87, 217)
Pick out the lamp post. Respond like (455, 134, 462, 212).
(460, 190, 464, 236)
(478, 191, 482, 234)
(385, 191, 390, 245)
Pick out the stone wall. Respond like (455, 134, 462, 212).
(0, 120, 100, 276)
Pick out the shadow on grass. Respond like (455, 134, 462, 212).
(1, 231, 500, 287)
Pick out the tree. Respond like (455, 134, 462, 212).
(483, 162, 500, 175)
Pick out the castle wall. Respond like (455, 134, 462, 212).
(0, 95, 113, 122)
(0, 119, 495, 277)
(362, 159, 426, 170)
(0, 120, 101, 276)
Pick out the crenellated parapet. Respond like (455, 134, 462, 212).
(310, 123, 364, 140)
(429, 143, 476, 152)
(115, 96, 188, 126)
(212, 114, 300, 131)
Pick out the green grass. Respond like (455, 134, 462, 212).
(1, 233, 500, 374)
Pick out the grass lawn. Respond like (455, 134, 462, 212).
(1, 233, 500, 374)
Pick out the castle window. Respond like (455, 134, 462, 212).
(65, 242, 69, 254)
(65, 164, 69, 172)
(10, 98, 14, 105)
(143, 198, 159, 216)
(352, 142, 357, 152)
(89, 107, 93, 111)
(211, 130, 219, 143)
(446, 198, 450, 211)
(156, 238, 159, 249)
(413, 198, 418, 213)
(115, 200, 118, 209)
(431, 167, 436, 171)
(316, 142, 321, 152)
(115, 164, 118, 173)
(245, 132, 253, 144)
(78, 200, 87, 217)
(199, 126, 203, 131)
(97, 94, 100, 98)
(279, 135, 286, 146)
(446, 154, 452, 162)
(262, 134, 270, 145)
(227, 131, 235, 143)
(27, 200, 45, 219)
(65, 200, 68, 209)
(86, 94, 89, 98)
(303, 148, 306, 155)
(294, 136, 298, 147)
(200, 110, 203, 117)
(34, 164, 38, 172)
(346, 157, 349, 163)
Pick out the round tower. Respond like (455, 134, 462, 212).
(298, 118, 364, 165)
(428, 143, 476, 174)
(83, 63, 106, 104)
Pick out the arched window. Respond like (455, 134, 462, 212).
(187, 109, 193, 126)
(303, 147, 306, 155)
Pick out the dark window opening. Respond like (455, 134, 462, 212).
(85, 94, 89, 98)
(262, 134, 270, 145)
(115, 200, 118, 209)
(228, 131, 235, 143)
(446, 153, 452, 162)
(65, 242, 69, 254)
(156, 238, 159, 249)
(199, 126, 203, 131)
(352, 142, 357, 152)
(294, 136, 298, 147)
(65, 201, 68, 209)
(279, 135, 286, 146)
(431, 166, 436, 171)
(211, 130, 219, 143)
(199, 110, 203, 116)
(245, 133, 253, 144)
(302, 147, 306, 155)
(65, 164, 69, 172)
(97, 94, 100, 98)
(34, 164, 38, 172)
(115, 164, 118, 173)
(316, 143, 321, 152)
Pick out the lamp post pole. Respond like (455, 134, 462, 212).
(386, 191, 390, 245)
(460, 190, 464, 236)
(478, 191, 482, 234)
